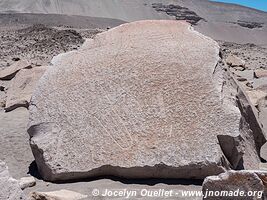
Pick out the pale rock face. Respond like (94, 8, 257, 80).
(19, 176, 36, 190)
(0, 60, 31, 80)
(0, 160, 27, 200)
(226, 55, 246, 70)
(254, 69, 267, 79)
(28, 20, 265, 181)
(202, 170, 267, 200)
(5, 66, 47, 112)
(30, 190, 88, 200)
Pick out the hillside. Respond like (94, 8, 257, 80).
(0, 0, 267, 46)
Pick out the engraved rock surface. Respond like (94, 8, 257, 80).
(28, 20, 262, 181)
(0, 160, 27, 200)
(5, 66, 47, 112)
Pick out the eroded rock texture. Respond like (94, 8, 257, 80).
(28, 20, 265, 181)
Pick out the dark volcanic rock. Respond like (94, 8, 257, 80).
(231, 20, 264, 29)
(151, 3, 204, 25)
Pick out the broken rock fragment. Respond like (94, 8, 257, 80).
(28, 20, 265, 181)
(202, 170, 266, 200)
(5, 66, 47, 112)
(254, 69, 267, 79)
(226, 55, 246, 70)
(0, 60, 31, 80)
(30, 189, 87, 200)
(19, 176, 36, 190)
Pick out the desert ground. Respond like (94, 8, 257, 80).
(0, 0, 267, 200)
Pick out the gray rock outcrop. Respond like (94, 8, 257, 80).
(28, 20, 265, 181)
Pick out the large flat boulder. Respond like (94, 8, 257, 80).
(0, 60, 31, 80)
(0, 160, 27, 200)
(28, 20, 265, 181)
(5, 66, 47, 112)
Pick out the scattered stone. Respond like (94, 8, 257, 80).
(202, 170, 266, 200)
(0, 24, 85, 69)
(254, 69, 267, 79)
(246, 82, 253, 88)
(0, 160, 27, 200)
(0, 60, 31, 80)
(236, 77, 247, 82)
(19, 176, 36, 190)
(226, 55, 246, 69)
(5, 66, 47, 112)
(28, 20, 264, 181)
(30, 189, 87, 200)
